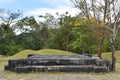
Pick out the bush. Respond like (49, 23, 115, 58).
(0, 45, 24, 56)
(89, 45, 98, 54)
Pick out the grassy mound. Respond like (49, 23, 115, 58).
(102, 51, 120, 61)
(1, 49, 120, 70)
(102, 51, 120, 69)
(0, 55, 2, 57)
(93, 51, 120, 69)
(93, 51, 120, 62)
(7, 49, 120, 69)
(8, 49, 76, 59)
(0, 49, 120, 80)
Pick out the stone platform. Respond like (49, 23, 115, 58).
(4, 54, 111, 73)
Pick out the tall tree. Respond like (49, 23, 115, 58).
(71, 0, 120, 70)
(0, 9, 22, 55)
(39, 13, 60, 28)
(39, 13, 59, 48)
(15, 16, 40, 33)
(0, 9, 22, 37)
(15, 16, 43, 49)
(105, 0, 120, 71)
(57, 12, 75, 51)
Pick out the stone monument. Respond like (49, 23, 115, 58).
(5, 54, 111, 73)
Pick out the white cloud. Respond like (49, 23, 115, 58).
(25, 6, 80, 18)
(25, 0, 79, 21)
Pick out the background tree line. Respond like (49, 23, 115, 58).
(0, 10, 120, 56)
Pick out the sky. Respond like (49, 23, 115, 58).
(0, 0, 80, 18)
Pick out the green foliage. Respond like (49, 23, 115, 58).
(14, 16, 49, 50)
(45, 14, 75, 51)
(15, 16, 40, 32)
(0, 10, 22, 56)
(1, 12, 120, 56)
(15, 33, 39, 50)
(102, 38, 111, 52)
(0, 33, 24, 56)
(0, 24, 23, 56)
(71, 23, 98, 54)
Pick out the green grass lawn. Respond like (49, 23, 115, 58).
(8, 49, 76, 59)
(0, 55, 2, 57)
(0, 49, 120, 80)
(94, 51, 120, 70)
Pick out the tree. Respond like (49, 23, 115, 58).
(0, 9, 22, 55)
(39, 13, 59, 48)
(15, 16, 44, 49)
(71, 0, 109, 59)
(72, 18, 98, 54)
(51, 12, 76, 51)
(105, 0, 120, 71)
(15, 16, 40, 33)
(71, 0, 120, 71)
(39, 13, 60, 28)
(0, 9, 22, 37)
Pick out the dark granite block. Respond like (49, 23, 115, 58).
(4, 54, 111, 73)
(94, 66, 107, 73)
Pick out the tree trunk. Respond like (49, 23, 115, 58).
(97, 36, 104, 59)
(111, 42, 116, 71)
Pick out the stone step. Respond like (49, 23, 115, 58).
(28, 54, 92, 59)
(14, 65, 108, 73)
(5, 54, 111, 73)
(8, 58, 98, 67)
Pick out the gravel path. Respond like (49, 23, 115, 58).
(0, 71, 120, 80)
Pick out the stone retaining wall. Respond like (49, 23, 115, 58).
(4, 54, 111, 73)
